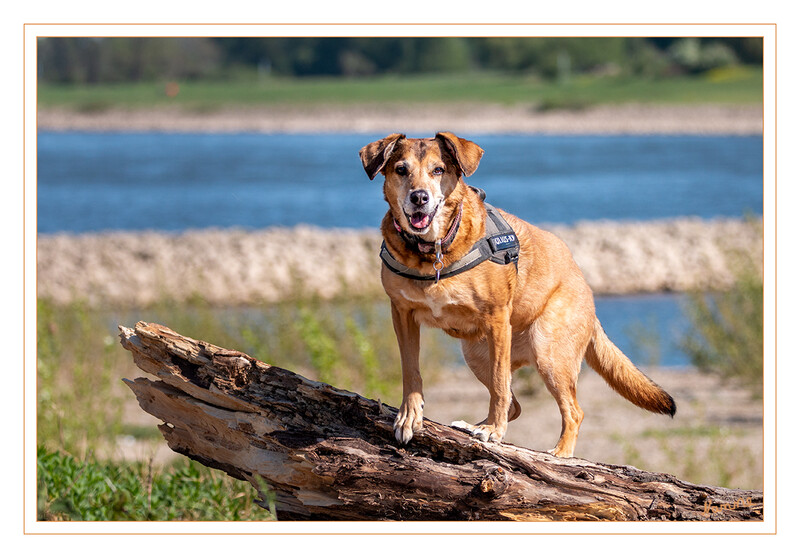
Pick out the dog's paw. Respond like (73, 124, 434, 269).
(546, 447, 574, 458)
(394, 394, 424, 444)
(450, 420, 472, 431)
(451, 420, 505, 443)
(472, 424, 505, 443)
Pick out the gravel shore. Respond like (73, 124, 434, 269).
(38, 103, 762, 135)
(37, 217, 762, 307)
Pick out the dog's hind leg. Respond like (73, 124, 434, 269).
(529, 304, 592, 458)
(538, 357, 583, 458)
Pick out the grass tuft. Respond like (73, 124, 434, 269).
(37, 446, 277, 521)
(680, 228, 763, 397)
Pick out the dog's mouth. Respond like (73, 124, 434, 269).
(404, 203, 440, 232)
(407, 211, 433, 231)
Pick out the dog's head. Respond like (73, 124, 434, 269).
(359, 132, 484, 239)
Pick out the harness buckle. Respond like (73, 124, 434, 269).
(433, 239, 444, 283)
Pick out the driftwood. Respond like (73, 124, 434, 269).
(120, 321, 763, 522)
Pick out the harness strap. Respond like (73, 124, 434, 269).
(380, 200, 520, 282)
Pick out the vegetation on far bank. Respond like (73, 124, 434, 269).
(37, 37, 763, 111)
(39, 37, 763, 83)
(38, 67, 763, 113)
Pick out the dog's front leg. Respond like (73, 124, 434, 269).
(391, 301, 424, 444)
(473, 308, 513, 442)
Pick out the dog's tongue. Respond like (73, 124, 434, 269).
(410, 212, 431, 229)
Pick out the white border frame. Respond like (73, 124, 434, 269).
(22, 22, 777, 536)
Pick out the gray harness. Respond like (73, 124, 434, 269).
(380, 189, 520, 283)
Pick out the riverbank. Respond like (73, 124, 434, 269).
(37, 217, 762, 307)
(37, 103, 763, 135)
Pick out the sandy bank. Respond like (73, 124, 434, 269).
(38, 103, 763, 135)
(37, 217, 762, 307)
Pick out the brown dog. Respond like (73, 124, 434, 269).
(359, 132, 675, 458)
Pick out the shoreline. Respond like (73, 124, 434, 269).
(37, 217, 763, 307)
(37, 103, 763, 135)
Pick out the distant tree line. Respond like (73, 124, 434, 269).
(38, 36, 763, 84)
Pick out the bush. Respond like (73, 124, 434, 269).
(668, 38, 740, 73)
(38, 38, 223, 84)
(680, 247, 763, 396)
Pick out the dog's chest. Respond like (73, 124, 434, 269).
(398, 284, 478, 331)
(399, 287, 452, 318)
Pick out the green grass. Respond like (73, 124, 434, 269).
(37, 298, 127, 458)
(37, 67, 763, 111)
(37, 446, 276, 521)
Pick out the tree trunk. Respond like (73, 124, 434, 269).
(120, 321, 762, 521)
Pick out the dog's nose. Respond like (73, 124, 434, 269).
(410, 190, 429, 207)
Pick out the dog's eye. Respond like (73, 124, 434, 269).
(395, 165, 408, 176)
(432, 167, 445, 176)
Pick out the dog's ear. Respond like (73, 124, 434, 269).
(359, 133, 406, 180)
(435, 132, 484, 177)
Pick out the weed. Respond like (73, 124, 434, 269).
(37, 446, 276, 521)
(37, 298, 126, 456)
(345, 317, 383, 396)
(680, 230, 763, 397)
(295, 305, 341, 385)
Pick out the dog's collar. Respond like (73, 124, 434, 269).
(381, 199, 520, 284)
(393, 202, 464, 255)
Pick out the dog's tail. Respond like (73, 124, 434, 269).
(585, 317, 676, 417)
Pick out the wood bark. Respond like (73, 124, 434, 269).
(120, 321, 763, 522)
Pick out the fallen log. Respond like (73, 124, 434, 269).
(120, 321, 763, 521)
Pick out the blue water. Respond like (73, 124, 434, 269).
(594, 293, 690, 368)
(36, 132, 762, 234)
(36, 132, 763, 367)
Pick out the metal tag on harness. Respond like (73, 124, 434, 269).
(490, 234, 518, 252)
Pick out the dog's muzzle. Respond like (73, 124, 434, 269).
(404, 190, 440, 232)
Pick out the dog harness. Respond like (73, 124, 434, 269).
(380, 188, 520, 283)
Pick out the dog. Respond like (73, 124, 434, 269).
(359, 132, 675, 458)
